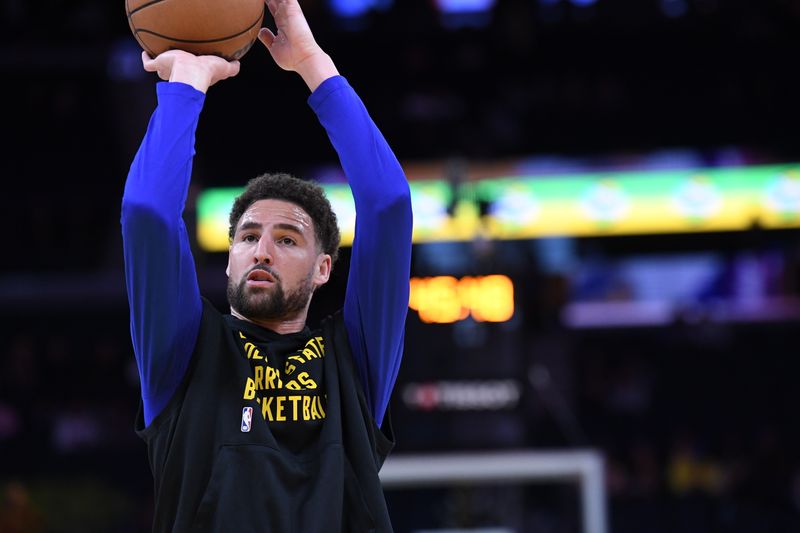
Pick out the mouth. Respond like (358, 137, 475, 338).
(246, 268, 276, 287)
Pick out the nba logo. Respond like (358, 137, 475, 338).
(241, 407, 253, 433)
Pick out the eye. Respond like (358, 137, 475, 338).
(242, 234, 258, 243)
(278, 237, 296, 246)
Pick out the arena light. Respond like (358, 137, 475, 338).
(435, 0, 495, 13)
(328, 0, 392, 18)
(660, 0, 688, 18)
(434, 0, 496, 29)
(408, 275, 514, 324)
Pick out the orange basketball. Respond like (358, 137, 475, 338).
(126, 0, 265, 61)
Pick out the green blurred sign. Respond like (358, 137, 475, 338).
(196, 164, 800, 252)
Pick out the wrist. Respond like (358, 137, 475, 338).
(169, 60, 213, 93)
(295, 52, 339, 93)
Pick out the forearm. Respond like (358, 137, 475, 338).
(168, 60, 218, 93)
(123, 83, 205, 211)
(309, 77, 410, 212)
(295, 52, 339, 93)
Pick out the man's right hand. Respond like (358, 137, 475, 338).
(142, 50, 240, 93)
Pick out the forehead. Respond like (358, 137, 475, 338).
(237, 199, 313, 231)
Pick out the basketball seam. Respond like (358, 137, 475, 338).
(127, 0, 171, 19)
(132, 7, 264, 43)
(126, 0, 156, 56)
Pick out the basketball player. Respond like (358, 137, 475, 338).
(121, 0, 412, 531)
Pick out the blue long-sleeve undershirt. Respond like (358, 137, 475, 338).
(121, 76, 412, 428)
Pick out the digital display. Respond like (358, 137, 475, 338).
(409, 275, 514, 324)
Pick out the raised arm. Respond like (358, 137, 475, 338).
(314, 81, 413, 428)
(122, 52, 239, 426)
(258, 0, 413, 426)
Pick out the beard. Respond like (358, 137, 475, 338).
(227, 266, 314, 321)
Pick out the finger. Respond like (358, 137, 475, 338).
(141, 50, 157, 72)
(265, 0, 278, 17)
(228, 61, 241, 78)
(258, 27, 276, 48)
(271, 0, 289, 26)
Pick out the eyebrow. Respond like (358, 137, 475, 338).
(273, 223, 305, 235)
(237, 221, 305, 235)
(237, 221, 262, 234)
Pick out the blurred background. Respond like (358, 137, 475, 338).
(3, 0, 800, 531)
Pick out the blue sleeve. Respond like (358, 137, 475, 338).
(121, 82, 204, 427)
(308, 76, 413, 427)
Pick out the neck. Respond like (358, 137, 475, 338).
(230, 308, 308, 335)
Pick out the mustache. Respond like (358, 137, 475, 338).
(247, 264, 281, 282)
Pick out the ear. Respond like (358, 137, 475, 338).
(226, 249, 232, 278)
(313, 253, 332, 288)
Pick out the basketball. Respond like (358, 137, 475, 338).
(126, 0, 265, 61)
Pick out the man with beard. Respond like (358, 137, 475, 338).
(121, 1, 412, 531)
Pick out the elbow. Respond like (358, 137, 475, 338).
(371, 193, 413, 248)
(374, 183, 412, 229)
(371, 177, 411, 215)
(121, 198, 180, 235)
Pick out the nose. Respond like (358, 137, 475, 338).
(253, 237, 273, 265)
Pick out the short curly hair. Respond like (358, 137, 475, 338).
(228, 173, 340, 265)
